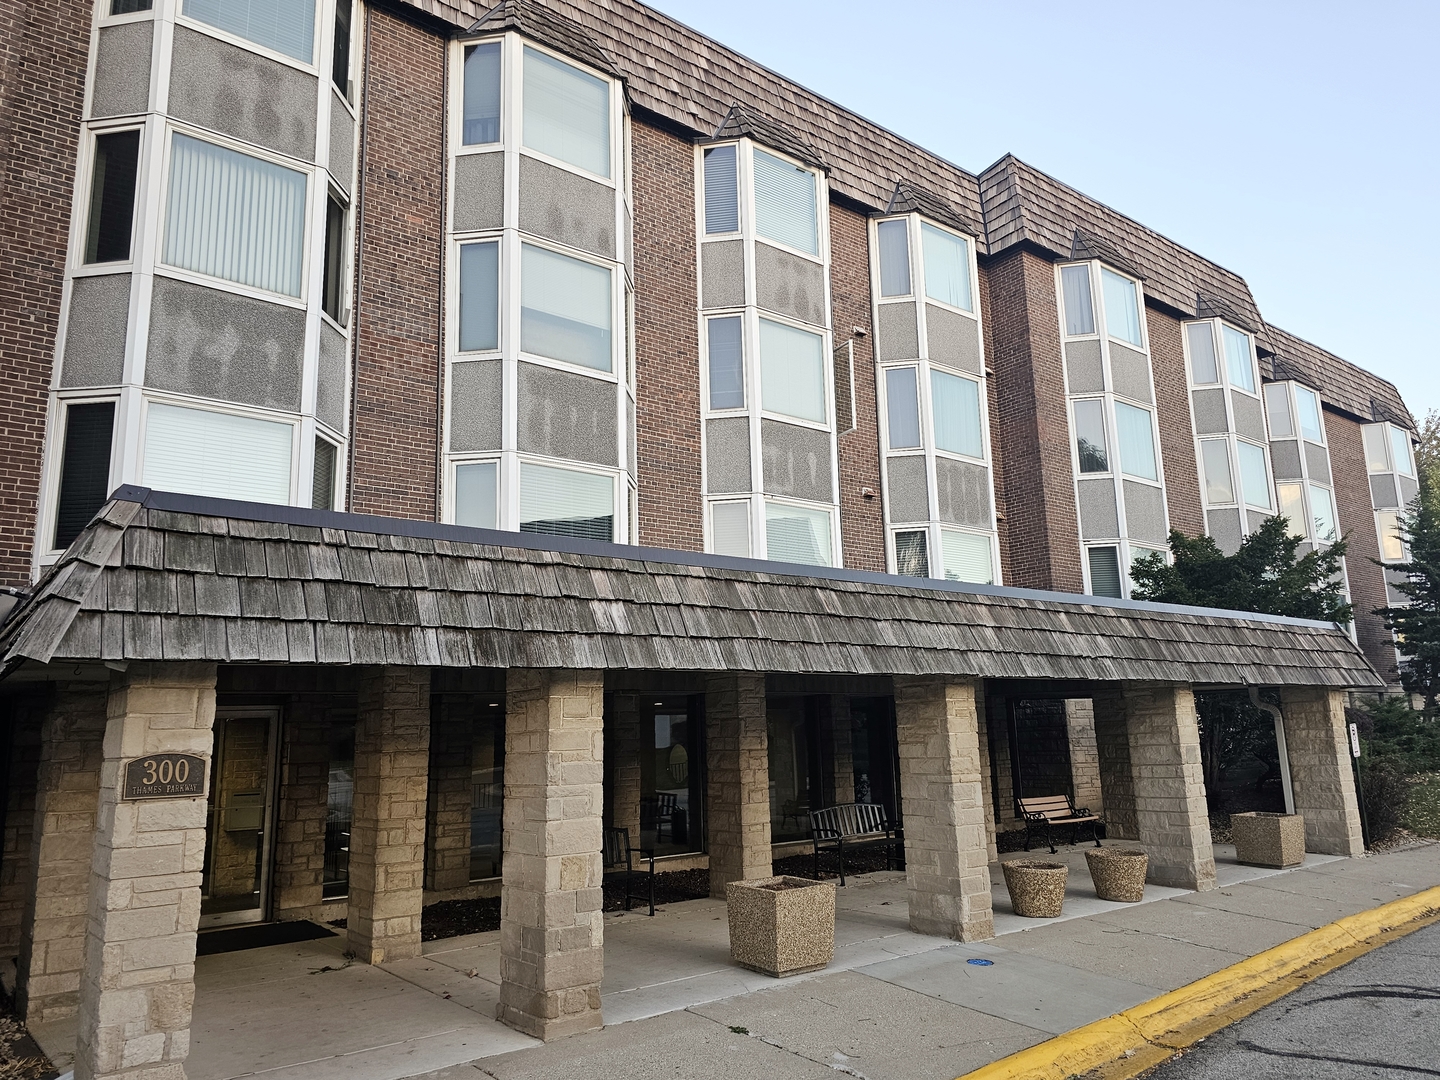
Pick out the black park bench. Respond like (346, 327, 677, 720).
(1017, 795, 1102, 854)
(808, 803, 903, 886)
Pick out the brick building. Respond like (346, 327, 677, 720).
(0, 0, 1416, 1075)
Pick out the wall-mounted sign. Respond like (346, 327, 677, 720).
(1348, 722, 1362, 760)
(121, 754, 206, 800)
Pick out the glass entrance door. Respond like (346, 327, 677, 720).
(201, 710, 279, 926)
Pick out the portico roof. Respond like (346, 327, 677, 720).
(0, 488, 1382, 689)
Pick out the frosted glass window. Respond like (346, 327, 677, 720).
(183, 0, 315, 63)
(520, 244, 611, 370)
(921, 224, 971, 311)
(459, 241, 499, 352)
(707, 316, 744, 409)
(1101, 269, 1142, 346)
(143, 403, 291, 504)
(1276, 483, 1306, 539)
(522, 46, 609, 178)
(455, 461, 497, 529)
(703, 145, 739, 234)
(764, 501, 831, 566)
(519, 462, 613, 541)
(1362, 425, 1390, 473)
(1309, 483, 1337, 543)
(1296, 386, 1324, 443)
(163, 134, 307, 296)
(1237, 441, 1272, 509)
(463, 43, 501, 145)
(942, 529, 993, 585)
(1222, 325, 1255, 392)
(1088, 546, 1122, 598)
(1061, 264, 1095, 336)
(894, 530, 928, 577)
(885, 367, 920, 449)
(1114, 402, 1157, 481)
(1378, 510, 1405, 562)
(753, 149, 817, 256)
(759, 319, 825, 424)
(1201, 439, 1234, 504)
(1186, 322, 1220, 384)
(1390, 427, 1414, 476)
(1073, 398, 1109, 473)
(711, 501, 751, 557)
(930, 370, 983, 459)
(1264, 383, 1293, 437)
(877, 219, 911, 297)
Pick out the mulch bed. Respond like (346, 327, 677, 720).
(0, 1011, 55, 1080)
(772, 847, 898, 879)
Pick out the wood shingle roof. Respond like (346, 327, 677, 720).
(1264, 323, 1414, 430)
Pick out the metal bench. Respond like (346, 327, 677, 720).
(602, 826, 655, 915)
(808, 803, 903, 886)
(1017, 795, 1102, 853)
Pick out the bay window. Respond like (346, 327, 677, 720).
(85, 130, 141, 264)
(1377, 510, 1406, 562)
(1073, 398, 1109, 473)
(312, 438, 337, 510)
(1309, 483, 1337, 543)
(707, 316, 744, 409)
(519, 462, 613, 541)
(753, 149, 817, 255)
(877, 218, 911, 297)
(930, 370, 983, 458)
(522, 46, 609, 177)
(759, 319, 825, 424)
(1236, 440, 1272, 510)
(462, 42, 502, 145)
(1390, 427, 1415, 477)
(1296, 385, 1324, 443)
(710, 500, 751, 558)
(894, 530, 928, 576)
(455, 461, 498, 529)
(1276, 482, 1306, 539)
(1101, 269, 1142, 346)
(885, 367, 920, 449)
(765, 501, 832, 566)
(182, 0, 316, 64)
(1201, 440, 1234, 504)
(920, 223, 972, 310)
(1186, 322, 1220, 385)
(520, 244, 611, 370)
(53, 402, 116, 550)
(143, 402, 292, 504)
(1222, 325, 1256, 392)
(1087, 546, 1123, 598)
(702, 145, 739, 234)
(1114, 401, 1157, 481)
(941, 529, 993, 585)
(1061, 264, 1095, 336)
(459, 241, 500, 352)
(321, 193, 348, 322)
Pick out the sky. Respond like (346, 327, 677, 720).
(647, 0, 1440, 426)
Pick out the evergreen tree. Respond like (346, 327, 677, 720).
(1377, 446, 1440, 715)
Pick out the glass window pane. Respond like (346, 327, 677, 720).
(522, 46, 609, 177)
(519, 462, 613, 541)
(1237, 440, 1272, 509)
(1263, 383, 1293, 438)
(753, 149, 817, 255)
(322, 195, 346, 321)
(520, 244, 611, 370)
(470, 706, 505, 878)
(163, 134, 307, 296)
(1101, 269, 1142, 346)
(894, 530, 928, 576)
(1362, 424, 1390, 472)
(1276, 482, 1306, 539)
(1186, 322, 1220, 384)
(707, 316, 744, 409)
(1296, 386, 1324, 443)
(877, 219, 911, 297)
(455, 461, 497, 529)
(1114, 401, 1157, 480)
(1201, 439, 1234, 504)
(1088, 546, 1123, 598)
(54, 402, 116, 550)
(1390, 427, 1414, 477)
(322, 720, 353, 898)
(144, 403, 292, 504)
(463, 43, 501, 145)
(1073, 398, 1109, 473)
(112, 0, 154, 12)
(930, 370, 983, 458)
(703, 145, 738, 234)
(885, 367, 920, 449)
(1308, 484, 1337, 543)
(1060, 264, 1095, 336)
(941, 529, 993, 585)
(921, 223, 971, 311)
(312, 437, 336, 510)
(1378, 510, 1405, 562)
(182, 0, 316, 63)
(711, 501, 751, 557)
(764, 501, 831, 566)
(759, 319, 825, 424)
(1222, 325, 1255, 392)
(458, 242, 499, 352)
(332, 0, 352, 93)
(86, 130, 140, 263)
(767, 700, 811, 841)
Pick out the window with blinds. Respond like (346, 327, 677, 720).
(1087, 546, 1123, 598)
(941, 529, 992, 585)
(519, 462, 613, 541)
(1186, 322, 1220, 384)
(753, 149, 817, 255)
(711, 501, 751, 558)
(703, 145, 739, 234)
(877, 219, 911, 297)
(1114, 402, 1157, 481)
(520, 244, 611, 370)
(463, 43, 502, 145)
(764, 501, 831, 566)
(522, 47, 609, 178)
(1222, 325, 1255, 392)
(707, 316, 744, 409)
(53, 402, 116, 550)
(455, 461, 498, 529)
(182, 0, 316, 64)
(311, 438, 336, 510)
(759, 319, 824, 423)
(143, 402, 292, 504)
(894, 530, 928, 577)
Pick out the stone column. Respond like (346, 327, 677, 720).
(271, 703, 330, 918)
(1123, 683, 1216, 891)
(605, 692, 643, 845)
(497, 669, 605, 1041)
(426, 697, 474, 893)
(16, 684, 108, 1026)
(1091, 688, 1139, 842)
(825, 696, 856, 807)
(348, 667, 431, 965)
(1280, 687, 1364, 857)
(1065, 699, 1104, 815)
(73, 662, 216, 1080)
(975, 693, 999, 864)
(705, 674, 770, 897)
(894, 677, 994, 942)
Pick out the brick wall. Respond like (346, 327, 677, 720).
(828, 202, 884, 572)
(631, 117, 703, 550)
(0, 0, 92, 586)
(349, 6, 444, 520)
(1327, 409, 1396, 683)
(1146, 306, 1203, 537)
(977, 265, 1011, 578)
(981, 248, 1082, 593)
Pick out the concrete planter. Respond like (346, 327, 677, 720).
(1001, 860, 1068, 918)
(726, 875, 836, 977)
(1232, 811, 1306, 868)
(1085, 847, 1148, 902)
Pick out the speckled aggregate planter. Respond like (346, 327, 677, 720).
(1001, 860, 1068, 918)
(1085, 847, 1148, 902)
(1232, 812, 1306, 868)
(726, 876, 836, 977)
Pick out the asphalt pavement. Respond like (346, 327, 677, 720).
(1143, 920, 1440, 1079)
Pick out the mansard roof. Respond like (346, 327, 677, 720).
(1264, 324, 1415, 430)
(463, 0, 619, 76)
(709, 102, 827, 171)
(884, 181, 980, 238)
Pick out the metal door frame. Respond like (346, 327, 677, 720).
(200, 707, 282, 929)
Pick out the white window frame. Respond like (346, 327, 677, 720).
(135, 391, 302, 505)
(514, 38, 620, 187)
(175, 0, 326, 75)
(35, 391, 124, 559)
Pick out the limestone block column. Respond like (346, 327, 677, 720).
(976, 694, 999, 864)
(426, 697, 474, 893)
(1122, 683, 1215, 891)
(498, 669, 605, 1041)
(348, 667, 431, 965)
(73, 662, 216, 1080)
(16, 684, 108, 1026)
(894, 677, 994, 942)
(825, 695, 856, 807)
(1091, 688, 1139, 842)
(705, 674, 770, 897)
(1279, 687, 1364, 857)
(605, 692, 642, 845)
(1065, 699, 1104, 814)
(271, 703, 330, 917)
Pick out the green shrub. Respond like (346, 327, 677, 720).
(1358, 757, 1412, 841)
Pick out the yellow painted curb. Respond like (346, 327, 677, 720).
(956, 883, 1440, 1080)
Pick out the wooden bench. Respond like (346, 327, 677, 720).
(808, 803, 903, 886)
(1017, 795, 1102, 854)
(602, 827, 655, 915)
